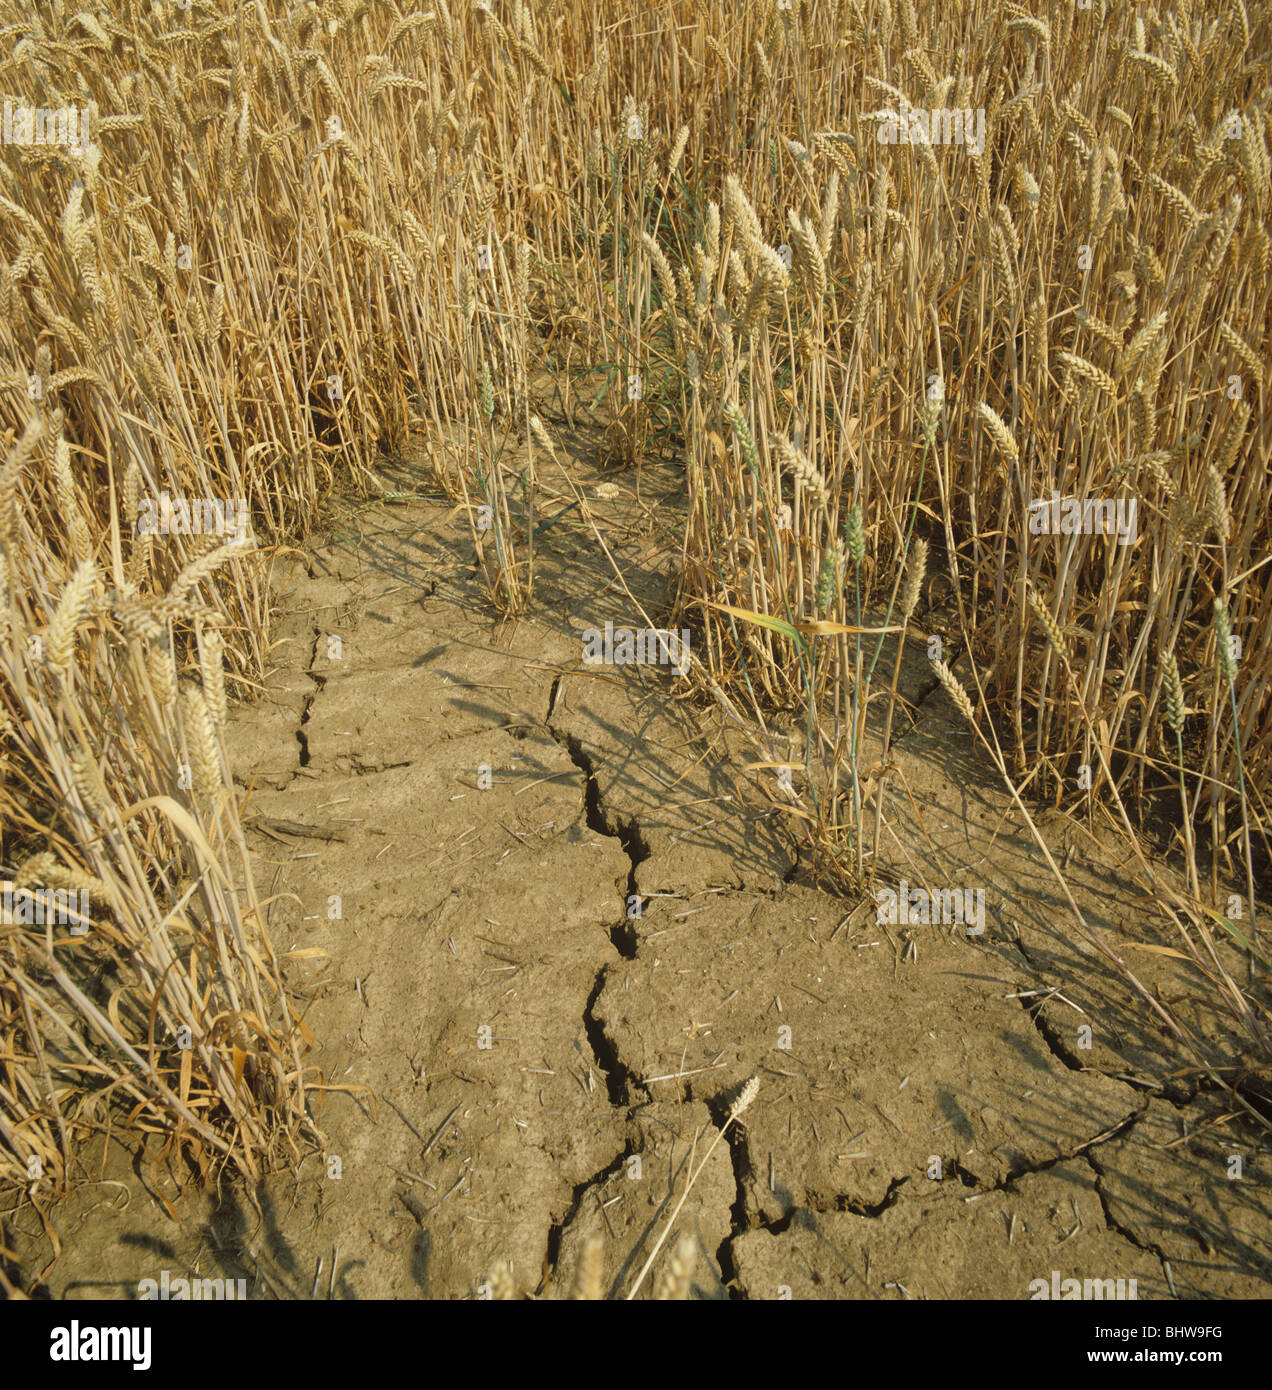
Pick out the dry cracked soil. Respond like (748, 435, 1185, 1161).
(11, 441, 1272, 1301)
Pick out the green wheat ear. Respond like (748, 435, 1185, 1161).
(724, 402, 760, 474)
(1214, 599, 1238, 684)
(815, 540, 843, 615)
(815, 547, 835, 615)
(844, 502, 865, 569)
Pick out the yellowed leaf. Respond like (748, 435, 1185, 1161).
(1122, 943, 1191, 960)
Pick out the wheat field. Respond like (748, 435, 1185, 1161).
(0, 0, 1268, 1290)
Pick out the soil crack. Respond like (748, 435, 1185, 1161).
(715, 1109, 754, 1299)
(582, 967, 636, 1107)
(557, 729, 650, 897)
(295, 623, 324, 771)
(539, 1146, 631, 1296)
(1016, 991, 1087, 1071)
(961, 1107, 1147, 1194)
(545, 687, 650, 956)
(1083, 1150, 1174, 1267)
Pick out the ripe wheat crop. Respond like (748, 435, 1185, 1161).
(0, 0, 1268, 1245)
